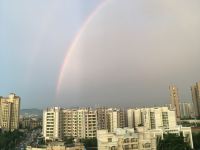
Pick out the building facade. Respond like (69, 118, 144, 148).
(97, 128, 157, 150)
(43, 107, 128, 141)
(62, 109, 85, 138)
(20, 117, 42, 129)
(107, 108, 126, 133)
(127, 107, 176, 130)
(96, 107, 108, 130)
(145, 125, 194, 149)
(0, 93, 20, 131)
(169, 85, 181, 119)
(97, 126, 193, 150)
(43, 107, 97, 141)
(85, 108, 97, 138)
(62, 108, 97, 139)
(43, 107, 63, 141)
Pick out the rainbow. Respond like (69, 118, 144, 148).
(56, 0, 111, 96)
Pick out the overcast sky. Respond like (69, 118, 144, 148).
(1, 0, 200, 109)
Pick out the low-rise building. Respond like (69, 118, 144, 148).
(20, 117, 42, 129)
(26, 142, 84, 150)
(97, 125, 194, 150)
(97, 128, 156, 150)
(142, 125, 193, 148)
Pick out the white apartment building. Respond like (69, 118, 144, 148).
(63, 109, 85, 138)
(127, 107, 176, 130)
(43, 107, 97, 140)
(96, 107, 108, 130)
(0, 93, 20, 131)
(107, 108, 126, 133)
(97, 128, 157, 150)
(63, 108, 97, 138)
(43, 107, 63, 141)
(141, 125, 194, 149)
(107, 109, 118, 133)
(97, 126, 193, 150)
(85, 108, 97, 138)
(127, 107, 193, 149)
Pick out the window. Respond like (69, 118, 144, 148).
(123, 145, 129, 150)
(111, 146, 116, 150)
(143, 143, 151, 148)
(108, 138, 112, 142)
(131, 144, 138, 149)
(131, 138, 138, 142)
(124, 138, 129, 143)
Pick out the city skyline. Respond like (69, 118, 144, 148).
(1, 0, 200, 108)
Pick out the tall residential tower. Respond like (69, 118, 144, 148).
(0, 93, 20, 131)
(191, 82, 200, 118)
(169, 85, 180, 119)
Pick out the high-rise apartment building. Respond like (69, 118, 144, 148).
(107, 108, 126, 132)
(63, 109, 86, 138)
(127, 107, 176, 130)
(43, 107, 63, 141)
(169, 85, 181, 119)
(191, 82, 200, 118)
(96, 107, 108, 130)
(0, 93, 20, 131)
(107, 109, 118, 133)
(62, 109, 74, 138)
(85, 108, 97, 138)
(43, 107, 97, 141)
(65, 108, 97, 138)
(96, 107, 127, 132)
(43, 107, 128, 141)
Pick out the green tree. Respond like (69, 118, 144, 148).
(0, 130, 25, 149)
(80, 138, 97, 149)
(192, 132, 200, 150)
(157, 133, 192, 150)
(63, 136, 74, 145)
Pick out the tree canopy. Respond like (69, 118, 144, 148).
(157, 133, 192, 150)
(0, 130, 25, 149)
(192, 132, 200, 150)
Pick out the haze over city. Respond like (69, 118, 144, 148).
(1, 0, 200, 108)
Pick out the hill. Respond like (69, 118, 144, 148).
(20, 108, 42, 117)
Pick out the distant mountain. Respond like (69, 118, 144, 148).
(20, 108, 42, 117)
